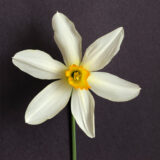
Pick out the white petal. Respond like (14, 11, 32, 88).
(52, 12, 82, 66)
(88, 72, 141, 102)
(81, 27, 124, 71)
(12, 49, 67, 79)
(25, 80, 72, 125)
(71, 89, 95, 138)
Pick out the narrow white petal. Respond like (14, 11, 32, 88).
(52, 12, 82, 66)
(12, 49, 67, 79)
(88, 72, 141, 102)
(81, 27, 124, 71)
(25, 80, 72, 125)
(71, 89, 95, 138)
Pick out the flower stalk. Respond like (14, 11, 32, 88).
(71, 114, 77, 160)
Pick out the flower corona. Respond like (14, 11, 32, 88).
(65, 64, 90, 89)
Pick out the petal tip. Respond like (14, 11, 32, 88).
(89, 134, 95, 138)
(53, 11, 62, 19)
(119, 26, 124, 30)
(114, 27, 124, 35)
(25, 116, 31, 125)
(137, 85, 142, 94)
(12, 56, 15, 61)
(138, 86, 141, 90)
(55, 11, 61, 16)
(126, 84, 141, 101)
(12, 56, 17, 66)
(12, 53, 17, 60)
(25, 112, 34, 125)
(117, 27, 124, 34)
(52, 11, 63, 27)
(25, 116, 37, 125)
(85, 131, 95, 138)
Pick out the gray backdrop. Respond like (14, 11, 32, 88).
(1, 0, 160, 160)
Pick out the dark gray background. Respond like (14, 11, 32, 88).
(1, 0, 160, 160)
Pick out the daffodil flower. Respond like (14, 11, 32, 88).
(12, 12, 141, 138)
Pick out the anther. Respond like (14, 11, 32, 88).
(73, 71, 81, 81)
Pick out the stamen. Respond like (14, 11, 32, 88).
(73, 71, 81, 81)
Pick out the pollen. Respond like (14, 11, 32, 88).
(65, 64, 90, 90)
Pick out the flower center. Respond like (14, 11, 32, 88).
(72, 71, 81, 81)
(65, 64, 90, 90)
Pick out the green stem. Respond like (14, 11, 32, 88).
(71, 114, 77, 160)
